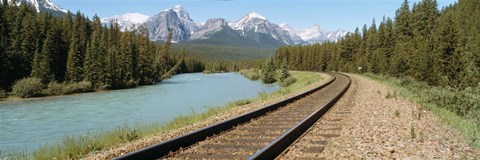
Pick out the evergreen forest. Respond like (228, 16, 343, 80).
(274, 0, 479, 89)
(0, 1, 206, 94)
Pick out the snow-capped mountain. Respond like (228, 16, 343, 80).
(230, 12, 294, 45)
(8, 0, 67, 15)
(143, 5, 198, 42)
(325, 30, 348, 42)
(279, 24, 304, 44)
(296, 25, 348, 44)
(101, 13, 149, 31)
(189, 18, 230, 40)
(108, 5, 346, 46)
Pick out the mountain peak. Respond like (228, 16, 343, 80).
(311, 24, 322, 29)
(189, 18, 231, 40)
(279, 23, 293, 30)
(101, 12, 149, 31)
(9, 0, 67, 13)
(246, 12, 266, 20)
(173, 5, 185, 12)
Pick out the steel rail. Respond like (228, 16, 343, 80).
(114, 73, 337, 160)
(248, 73, 351, 160)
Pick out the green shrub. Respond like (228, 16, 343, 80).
(239, 69, 260, 81)
(11, 77, 44, 98)
(44, 81, 66, 95)
(44, 81, 93, 95)
(279, 76, 297, 87)
(64, 81, 93, 94)
(0, 89, 6, 99)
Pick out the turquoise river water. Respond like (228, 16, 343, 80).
(0, 72, 279, 154)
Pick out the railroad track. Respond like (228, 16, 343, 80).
(115, 73, 350, 160)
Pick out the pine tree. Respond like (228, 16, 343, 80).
(392, 0, 414, 77)
(0, 3, 8, 88)
(136, 26, 156, 85)
(279, 58, 290, 82)
(262, 57, 277, 84)
(157, 30, 173, 81)
(66, 12, 86, 82)
(435, 13, 461, 87)
(84, 15, 105, 87)
(31, 27, 57, 83)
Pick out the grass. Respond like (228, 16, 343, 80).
(239, 69, 298, 87)
(362, 73, 480, 148)
(411, 126, 416, 139)
(395, 109, 400, 117)
(2, 71, 324, 159)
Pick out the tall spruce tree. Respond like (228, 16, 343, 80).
(279, 58, 290, 82)
(392, 0, 414, 77)
(262, 57, 277, 84)
(84, 15, 104, 87)
(66, 12, 86, 82)
(31, 27, 57, 83)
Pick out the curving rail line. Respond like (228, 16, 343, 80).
(114, 73, 351, 160)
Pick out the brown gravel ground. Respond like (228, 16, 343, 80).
(317, 74, 479, 159)
(82, 73, 333, 160)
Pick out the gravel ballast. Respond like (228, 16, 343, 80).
(318, 74, 479, 159)
(83, 73, 333, 160)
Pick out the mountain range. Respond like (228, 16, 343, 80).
(12, 1, 347, 49)
(7, 0, 67, 16)
(102, 5, 348, 47)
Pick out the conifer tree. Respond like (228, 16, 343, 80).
(279, 58, 290, 82)
(84, 15, 104, 87)
(66, 12, 86, 82)
(392, 0, 414, 77)
(31, 27, 57, 83)
(262, 57, 277, 84)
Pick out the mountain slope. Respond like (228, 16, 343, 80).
(230, 12, 293, 46)
(279, 23, 304, 44)
(296, 25, 348, 44)
(188, 18, 266, 48)
(143, 5, 198, 42)
(8, 0, 67, 16)
(101, 13, 149, 31)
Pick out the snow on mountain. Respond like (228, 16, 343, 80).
(230, 12, 294, 45)
(296, 25, 327, 41)
(144, 5, 198, 42)
(279, 23, 304, 44)
(96, 4, 347, 45)
(189, 18, 230, 40)
(101, 13, 149, 31)
(8, 0, 67, 13)
(326, 30, 348, 42)
(295, 25, 348, 44)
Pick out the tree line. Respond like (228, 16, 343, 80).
(0, 1, 205, 92)
(274, 0, 479, 90)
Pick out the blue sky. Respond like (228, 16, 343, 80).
(52, 0, 457, 32)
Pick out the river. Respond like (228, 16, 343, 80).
(0, 72, 279, 154)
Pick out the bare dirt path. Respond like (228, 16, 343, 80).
(280, 74, 478, 159)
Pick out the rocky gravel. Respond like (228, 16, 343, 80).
(82, 73, 333, 160)
(169, 74, 348, 159)
(317, 74, 479, 159)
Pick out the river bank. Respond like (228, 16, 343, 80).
(0, 72, 279, 159)
(1, 71, 329, 159)
(81, 71, 331, 160)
